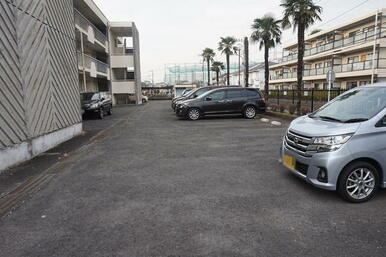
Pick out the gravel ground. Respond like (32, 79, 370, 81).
(1, 101, 386, 257)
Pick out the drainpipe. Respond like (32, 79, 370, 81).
(371, 10, 379, 84)
(80, 31, 87, 92)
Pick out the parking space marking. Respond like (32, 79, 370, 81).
(260, 118, 270, 123)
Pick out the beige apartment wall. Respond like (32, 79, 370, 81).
(343, 22, 376, 38)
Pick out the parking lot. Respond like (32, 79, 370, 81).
(1, 101, 386, 257)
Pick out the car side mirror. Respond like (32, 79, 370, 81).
(101, 97, 105, 101)
(205, 97, 212, 101)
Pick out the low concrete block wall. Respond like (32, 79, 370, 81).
(0, 123, 82, 172)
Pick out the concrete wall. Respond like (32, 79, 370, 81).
(0, 0, 82, 170)
(132, 24, 142, 104)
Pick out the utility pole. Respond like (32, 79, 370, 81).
(238, 48, 241, 86)
(244, 37, 249, 88)
(371, 10, 379, 84)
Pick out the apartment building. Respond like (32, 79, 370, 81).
(74, 0, 142, 105)
(109, 22, 142, 105)
(0, 0, 82, 170)
(0, 0, 142, 171)
(270, 9, 386, 90)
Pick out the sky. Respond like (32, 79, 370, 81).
(93, 0, 383, 83)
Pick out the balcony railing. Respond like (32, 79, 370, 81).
(270, 60, 379, 81)
(77, 51, 109, 74)
(280, 28, 386, 63)
(74, 9, 108, 47)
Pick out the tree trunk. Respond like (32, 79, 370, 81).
(226, 54, 230, 86)
(207, 59, 211, 86)
(264, 42, 269, 100)
(297, 21, 305, 115)
(216, 71, 219, 85)
(244, 37, 249, 88)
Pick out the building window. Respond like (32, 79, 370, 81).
(360, 81, 371, 86)
(324, 61, 332, 67)
(347, 56, 359, 63)
(363, 26, 374, 33)
(349, 30, 359, 38)
(347, 81, 358, 89)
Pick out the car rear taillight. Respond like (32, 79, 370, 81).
(261, 98, 266, 102)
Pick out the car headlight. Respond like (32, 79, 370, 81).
(90, 103, 99, 109)
(313, 134, 353, 152)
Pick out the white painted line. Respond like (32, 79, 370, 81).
(260, 118, 270, 123)
(271, 121, 282, 126)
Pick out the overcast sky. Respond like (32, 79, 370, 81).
(94, 0, 383, 82)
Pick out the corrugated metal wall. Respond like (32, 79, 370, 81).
(0, 0, 81, 149)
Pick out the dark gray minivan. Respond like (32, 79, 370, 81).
(280, 84, 386, 203)
(176, 87, 266, 120)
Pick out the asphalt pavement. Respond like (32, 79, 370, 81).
(1, 101, 386, 257)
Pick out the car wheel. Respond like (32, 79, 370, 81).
(98, 108, 104, 119)
(244, 106, 256, 119)
(187, 108, 201, 121)
(107, 106, 112, 115)
(338, 161, 379, 203)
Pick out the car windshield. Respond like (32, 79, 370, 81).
(81, 93, 99, 101)
(311, 87, 386, 122)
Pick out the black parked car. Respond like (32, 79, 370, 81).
(171, 86, 239, 110)
(175, 88, 266, 120)
(81, 92, 112, 119)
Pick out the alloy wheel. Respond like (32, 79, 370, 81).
(245, 107, 256, 119)
(346, 168, 375, 200)
(188, 109, 200, 120)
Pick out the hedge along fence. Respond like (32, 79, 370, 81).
(264, 89, 347, 112)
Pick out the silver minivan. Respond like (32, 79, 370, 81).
(280, 84, 386, 202)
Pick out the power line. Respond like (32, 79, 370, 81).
(278, 0, 374, 46)
(316, 0, 373, 29)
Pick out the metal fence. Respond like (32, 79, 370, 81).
(265, 89, 347, 112)
(142, 87, 174, 100)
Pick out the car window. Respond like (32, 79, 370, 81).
(192, 89, 210, 98)
(208, 90, 225, 100)
(244, 89, 259, 98)
(227, 89, 244, 99)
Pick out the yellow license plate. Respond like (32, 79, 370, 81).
(284, 155, 296, 169)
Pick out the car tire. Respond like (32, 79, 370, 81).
(107, 106, 112, 115)
(243, 106, 256, 119)
(337, 161, 380, 203)
(98, 108, 104, 119)
(187, 108, 201, 121)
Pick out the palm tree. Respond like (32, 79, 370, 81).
(218, 36, 237, 85)
(281, 0, 322, 114)
(211, 61, 225, 85)
(251, 14, 282, 98)
(201, 48, 215, 86)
